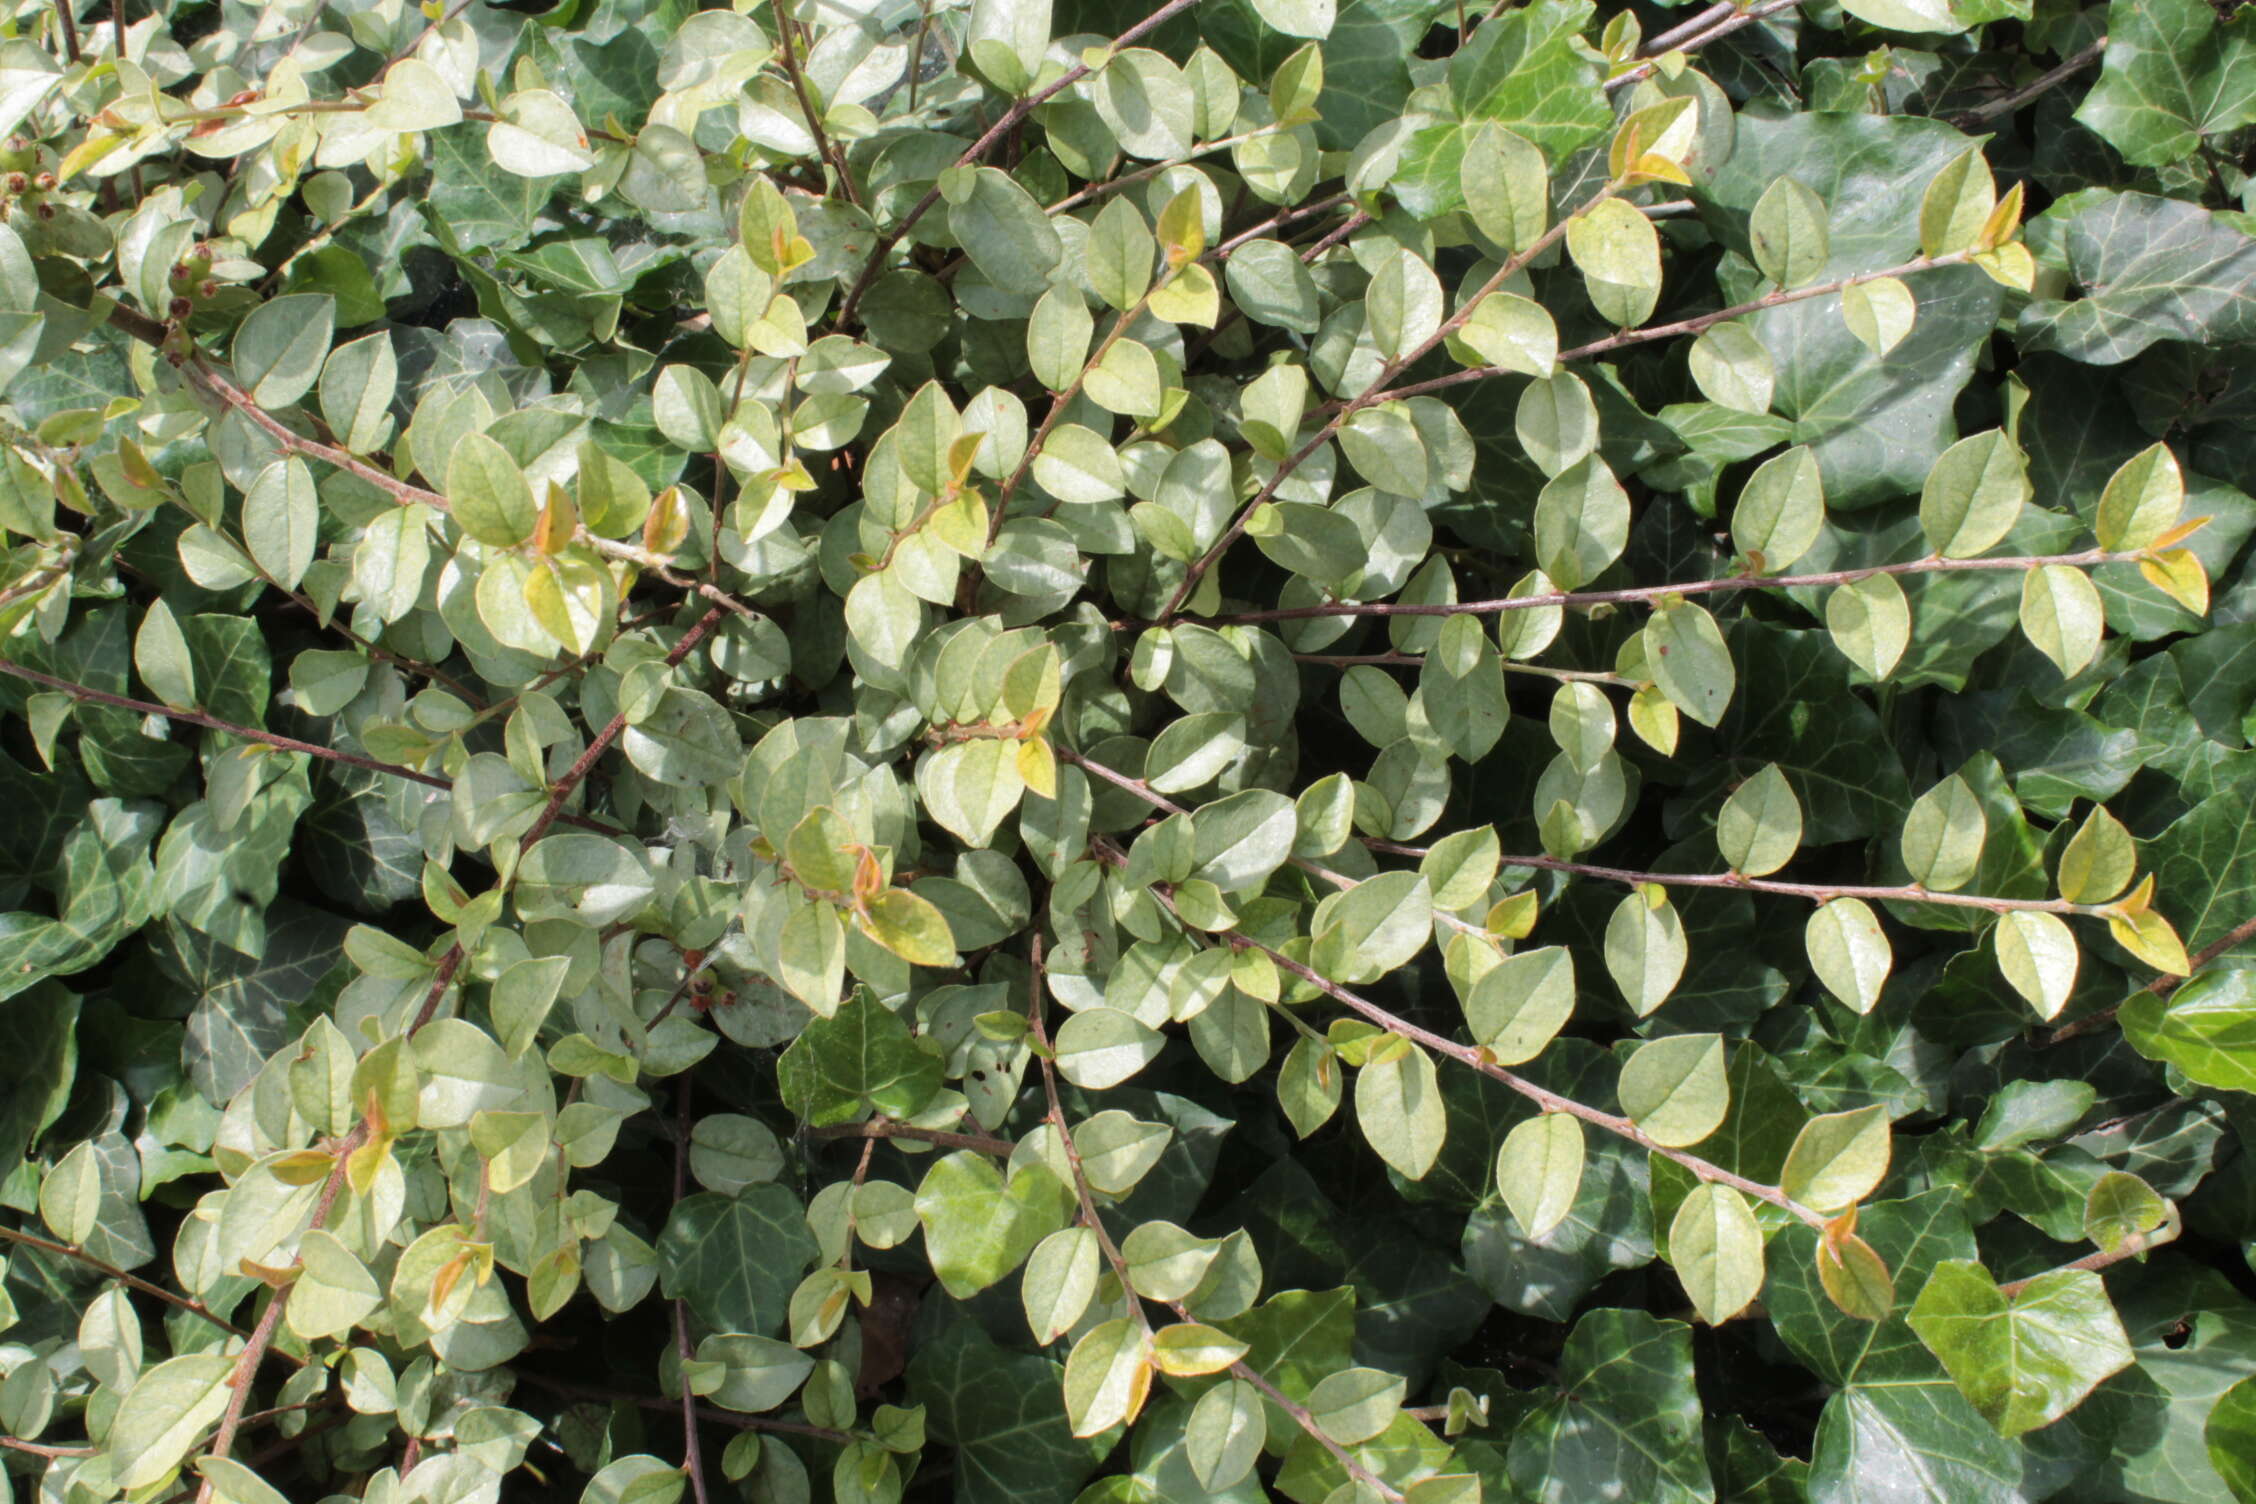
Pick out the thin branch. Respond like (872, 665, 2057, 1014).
(1000, 276, 1169, 532)
(673, 1076, 710, 1504)
(194, 1133, 363, 1502)
(511, 1372, 856, 1444)
(105, 307, 774, 632)
(1045, 124, 1287, 216)
(1027, 935, 1407, 1502)
(1641, 1, 1734, 54)
(2040, 909, 2256, 1045)
(770, 0, 862, 208)
(0, 660, 619, 836)
(806, 1120, 1016, 1156)
(1121, 862, 1832, 1231)
(1376, 249, 1976, 406)
(1293, 651, 1632, 686)
(407, 608, 727, 1039)
(2, 1437, 95, 1458)
(1995, 1207, 2179, 1298)
(1365, 841, 2098, 917)
(1951, 38, 2107, 129)
(1056, 747, 1485, 943)
(1605, 0, 1806, 92)
(52, 0, 80, 62)
(0, 1226, 261, 1346)
(1158, 188, 1604, 621)
(1211, 191, 1352, 258)
(1161, 546, 2143, 628)
(836, 0, 1209, 326)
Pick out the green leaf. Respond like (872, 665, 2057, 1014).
(2083, 1170, 2169, 1255)
(1907, 1260, 2134, 1438)
(1464, 944, 1575, 1064)
(697, 1334, 815, 1415)
(1567, 197, 1662, 327)
(447, 432, 538, 547)
(1604, 886, 1687, 1017)
(1495, 1111, 1584, 1240)
(318, 330, 398, 454)
(1688, 323, 1775, 415)
(1645, 599, 1734, 728)
(1750, 177, 1830, 289)
(1312, 871, 1433, 984)
(1841, 275, 1918, 357)
(232, 294, 334, 409)
(1668, 1183, 1763, 1325)
(1781, 1105, 1892, 1213)
(2119, 964, 2256, 1093)
(2057, 805, 2136, 905)
(2020, 190, 2256, 364)
(1992, 909, 2078, 1020)
(1900, 773, 1986, 892)
(1355, 1042, 1445, 1179)
(1447, 0, 1611, 161)
(657, 1185, 819, 1337)
(776, 993, 945, 1126)
(242, 459, 319, 591)
(2095, 442, 2184, 552)
(2019, 564, 2104, 678)
(1064, 1317, 1150, 1437)
(1919, 429, 2028, 558)
(1532, 455, 1628, 590)
(1731, 446, 1825, 573)
(1505, 1309, 1709, 1504)
(2075, 0, 2256, 168)
(1918, 148, 1994, 259)
(1806, 898, 1892, 1014)
(1054, 1007, 1164, 1089)
(2207, 1375, 2256, 1504)
(109, 1354, 235, 1490)
(1816, 1227, 1896, 1323)
(1460, 125, 1550, 253)
(1826, 572, 1912, 681)
(1187, 1379, 1267, 1490)
(1619, 1033, 1728, 1148)
(133, 596, 196, 711)
(1715, 764, 1802, 877)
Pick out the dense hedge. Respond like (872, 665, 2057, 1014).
(3, 0, 2256, 1501)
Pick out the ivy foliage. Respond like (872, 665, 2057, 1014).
(4, 0, 2256, 1501)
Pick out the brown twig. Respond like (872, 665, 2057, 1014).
(406, 607, 728, 1040)
(0, 1226, 260, 1345)
(52, 0, 80, 62)
(1952, 38, 2108, 129)
(1364, 839, 2099, 917)
(673, 1075, 710, 1504)
(2040, 910, 2256, 1045)
(0, 660, 618, 835)
(1155, 546, 2144, 628)
(194, 1134, 363, 1502)
(1116, 859, 1833, 1231)
(1995, 1207, 2179, 1297)
(770, 0, 862, 208)
(836, 0, 1208, 326)
(510, 1371, 856, 1444)
(1026, 933, 1410, 1501)
(806, 1120, 1016, 1156)
(1605, 0, 1806, 92)
(1157, 190, 1602, 621)
(2, 1437, 96, 1458)
(1375, 249, 1976, 406)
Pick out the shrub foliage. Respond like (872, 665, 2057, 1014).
(4, 0, 2256, 1500)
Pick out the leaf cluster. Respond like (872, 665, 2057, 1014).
(2, 0, 2256, 1502)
